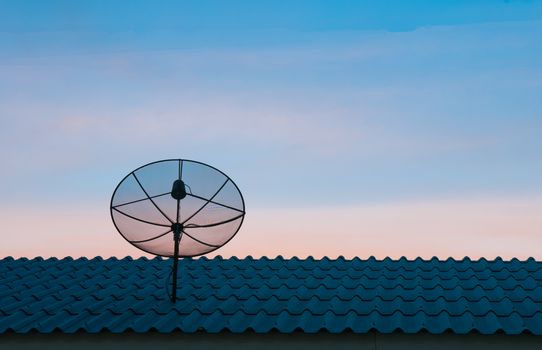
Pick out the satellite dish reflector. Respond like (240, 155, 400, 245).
(110, 159, 245, 302)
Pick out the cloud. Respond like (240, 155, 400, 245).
(0, 19, 541, 209)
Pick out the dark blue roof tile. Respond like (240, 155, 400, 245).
(524, 312, 542, 334)
(506, 286, 532, 302)
(494, 312, 525, 335)
(130, 311, 161, 333)
(489, 298, 515, 316)
(484, 286, 507, 301)
(1, 256, 541, 335)
(513, 298, 541, 317)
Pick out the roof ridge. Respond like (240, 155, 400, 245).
(1, 256, 540, 263)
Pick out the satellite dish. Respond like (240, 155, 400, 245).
(110, 159, 245, 302)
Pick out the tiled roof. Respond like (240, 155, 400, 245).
(1, 256, 542, 335)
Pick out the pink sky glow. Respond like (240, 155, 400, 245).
(2, 195, 541, 260)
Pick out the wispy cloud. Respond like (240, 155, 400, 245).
(1, 19, 541, 218)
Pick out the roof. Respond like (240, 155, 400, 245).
(1, 256, 542, 335)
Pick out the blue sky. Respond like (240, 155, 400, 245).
(0, 1, 541, 259)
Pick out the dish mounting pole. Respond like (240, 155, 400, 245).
(171, 223, 182, 303)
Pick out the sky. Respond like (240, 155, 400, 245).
(0, 0, 541, 260)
